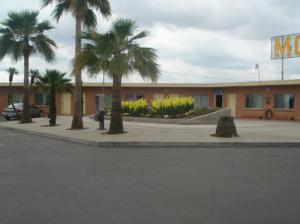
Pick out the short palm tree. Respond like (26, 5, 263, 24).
(0, 11, 56, 123)
(6, 67, 19, 112)
(42, 0, 111, 130)
(34, 69, 73, 126)
(76, 19, 160, 134)
(30, 69, 40, 86)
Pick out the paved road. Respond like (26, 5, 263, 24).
(0, 128, 300, 224)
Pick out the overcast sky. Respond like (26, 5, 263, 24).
(1, 0, 300, 83)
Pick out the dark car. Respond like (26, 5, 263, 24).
(2, 103, 44, 120)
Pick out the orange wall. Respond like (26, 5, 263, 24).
(1, 84, 300, 121)
(226, 85, 300, 120)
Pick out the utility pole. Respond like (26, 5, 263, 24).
(102, 73, 105, 95)
(281, 36, 284, 80)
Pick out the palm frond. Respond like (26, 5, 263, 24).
(88, 0, 111, 18)
(0, 10, 56, 62)
(77, 18, 160, 81)
(52, 1, 70, 22)
(82, 9, 97, 28)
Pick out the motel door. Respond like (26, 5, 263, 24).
(214, 89, 224, 108)
(227, 94, 237, 117)
(61, 93, 72, 115)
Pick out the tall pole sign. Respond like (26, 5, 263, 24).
(271, 33, 300, 80)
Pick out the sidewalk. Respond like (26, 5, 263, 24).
(0, 116, 300, 147)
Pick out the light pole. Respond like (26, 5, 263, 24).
(255, 63, 261, 82)
(102, 73, 105, 95)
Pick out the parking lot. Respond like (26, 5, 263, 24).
(0, 128, 300, 224)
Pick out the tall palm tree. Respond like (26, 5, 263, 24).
(42, 0, 111, 129)
(76, 19, 160, 134)
(0, 11, 56, 123)
(30, 69, 40, 86)
(6, 67, 19, 112)
(34, 69, 73, 126)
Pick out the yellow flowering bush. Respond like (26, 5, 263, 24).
(121, 99, 149, 116)
(151, 96, 194, 116)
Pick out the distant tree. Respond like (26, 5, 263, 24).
(0, 11, 56, 123)
(42, 0, 111, 129)
(76, 19, 160, 134)
(6, 67, 18, 111)
(35, 69, 73, 126)
(30, 69, 40, 86)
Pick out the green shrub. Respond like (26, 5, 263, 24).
(151, 96, 194, 116)
(121, 99, 149, 117)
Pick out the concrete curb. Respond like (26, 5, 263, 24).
(1, 125, 300, 148)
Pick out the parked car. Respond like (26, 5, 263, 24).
(2, 103, 44, 120)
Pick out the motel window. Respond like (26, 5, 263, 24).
(154, 94, 164, 100)
(274, 94, 294, 109)
(35, 93, 50, 105)
(8, 94, 23, 104)
(136, 94, 144, 99)
(104, 94, 112, 107)
(124, 94, 144, 101)
(125, 94, 135, 101)
(193, 96, 209, 109)
(245, 95, 263, 109)
(169, 94, 179, 98)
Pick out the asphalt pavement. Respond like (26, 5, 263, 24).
(0, 115, 5, 121)
(0, 128, 300, 224)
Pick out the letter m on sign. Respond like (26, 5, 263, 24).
(271, 36, 291, 59)
(271, 36, 295, 59)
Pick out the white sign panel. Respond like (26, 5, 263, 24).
(271, 33, 300, 59)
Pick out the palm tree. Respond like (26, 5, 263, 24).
(0, 11, 56, 123)
(34, 69, 73, 126)
(6, 67, 19, 112)
(42, 0, 111, 130)
(30, 69, 40, 86)
(76, 19, 160, 134)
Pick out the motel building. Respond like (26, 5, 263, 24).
(0, 79, 300, 121)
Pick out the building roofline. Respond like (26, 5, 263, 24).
(1, 79, 300, 88)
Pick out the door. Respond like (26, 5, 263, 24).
(61, 93, 71, 115)
(227, 94, 237, 117)
(215, 95, 223, 108)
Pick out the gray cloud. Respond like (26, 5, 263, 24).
(1, 0, 300, 83)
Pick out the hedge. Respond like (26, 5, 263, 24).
(151, 96, 194, 116)
(121, 99, 148, 116)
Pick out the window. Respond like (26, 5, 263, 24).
(8, 94, 23, 104)
(35, 93, 50, 105)
(136, 94, 144, 99)
(104, 94, 112, 107)
(124, 94, 144, 101)
(169, 94, 179, 98)
(154, 94, 164, 100)
(193, 96, 209, 109)
(274, 94, 294, 109)
(246, 95, 263, 109)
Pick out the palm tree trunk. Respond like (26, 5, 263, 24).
(9, 81, 16, 113)
(21, 54, 32, 123)
(108, 75, 124, 134)
(49, 79, 56, 126)
(71, 14, 84, 129)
